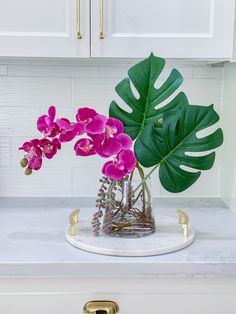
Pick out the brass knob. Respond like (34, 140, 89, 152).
(83, 301, 119, 314)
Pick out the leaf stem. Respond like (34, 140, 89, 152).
(134, 163, 160, 193)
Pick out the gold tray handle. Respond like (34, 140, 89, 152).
(69, 208, 80, 236)
(176, 209, 189, 237)
(83, 301, 119, 314)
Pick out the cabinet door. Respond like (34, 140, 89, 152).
(0, 0, 90, 57)
(91, 0, 235, 59)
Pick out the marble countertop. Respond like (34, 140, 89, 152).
(0, 197, 236, 278)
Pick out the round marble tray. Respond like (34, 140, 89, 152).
(65, 215, 196, 257)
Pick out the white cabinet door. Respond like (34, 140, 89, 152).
(0, 0, 90, 57)
(91, 0, 235, 59)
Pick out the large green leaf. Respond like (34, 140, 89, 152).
(134, 105, 223, 193)
(109, 53, 185, 139)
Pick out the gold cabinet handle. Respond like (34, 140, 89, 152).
(77, 0, 82, 39)
(83, 301, 119, 314)
(99, 0, 104, 39)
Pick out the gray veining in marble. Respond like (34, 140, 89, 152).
(0, 197, 236, 278)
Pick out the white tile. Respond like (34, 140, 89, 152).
(0, 138, 10, 166)
(193, 67, 223, 79)
(180, 78, 222, 109)
(101, 66, 131, 78)
(72, 167, 103, 197)
(0, 58, 31, 65)
(54, 107, 78, 121)
(0, 167, 72, 197)
(8, 65, 101, 78)
(30, 58, 140, 67)
(0, 65, 7, 76)
(0, 107, 40, 137)
(72, 78, 120, 111)
(0, 77, 71, 107)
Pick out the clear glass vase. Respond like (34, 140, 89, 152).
(93, 176, 156, 238)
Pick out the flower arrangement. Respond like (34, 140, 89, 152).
(19, 53, 223, 237)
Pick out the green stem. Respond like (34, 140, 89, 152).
(136, 163, 146, 211)
(135, 162, 154, 213)
(134, 163, 160, 194)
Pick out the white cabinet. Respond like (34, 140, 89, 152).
(91, 0, 235, 59)
(0, 0, 235, 59)
(0, 0, 90, 57)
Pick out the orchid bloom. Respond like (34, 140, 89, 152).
(37, 106, 59, 137)
(76, 107, 107, 134)
(74, 138, 96, 156)
(19, 139, 43, 170)
(102, 149, 136, 181)
(40, 138, 61, 159)
(56, 118, 84, 143)
(95, 118, 133, 157)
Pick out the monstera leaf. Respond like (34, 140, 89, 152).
(134, 105, 223, 193)
(109, 53, 186, 139)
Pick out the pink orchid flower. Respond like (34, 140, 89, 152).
(56, 118, 84, 143)
(102, 149, 136, 181)
(19, 139, 43, 170)
(40, 138, 61, 159)
(37, 106, 59, 137)
(95, 118, 133, 157)
(76, 107, 107, 134)
(74, 138, 96, 156)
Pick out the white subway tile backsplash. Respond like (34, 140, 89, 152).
(101, 66, 131, 78)
(193, 67, 223, 79)
(0, 138, 10, 166)
(0, 107, 40, 137)
(181, 78, 222, 109)
(8, 65, 101, 78)
(0, 61, 223, 197)
(0, 167, 72, 197)
(0, 65, 7, 76)
(72, 167, 104, 197)
(0, 77, 71, 107)
(72, 78, 120, 111)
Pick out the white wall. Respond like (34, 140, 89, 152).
(221, 63, 236, 212)
(0, 59, 223, 197)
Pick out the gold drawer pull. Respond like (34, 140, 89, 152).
(99, 0, 104, 39)
(77, 0, 82, 39)
(83, 301, 119, 314)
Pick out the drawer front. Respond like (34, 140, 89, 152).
(1, 278, 236, 314)
(1, 294, 236, 314)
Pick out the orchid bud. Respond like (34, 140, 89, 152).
(20, 158, 28, 168)
(25, 168, 32, 175)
